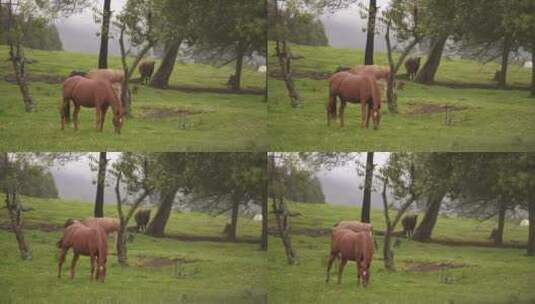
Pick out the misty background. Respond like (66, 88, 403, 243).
(49, 153, 389, 208)
(54, 0, 389, 55)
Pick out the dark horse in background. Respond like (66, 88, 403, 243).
(61, 76, 124, 134)
(327, 71, 382, 129)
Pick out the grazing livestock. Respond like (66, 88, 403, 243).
(61, 76, 124, 134)
(57, 220, 108, 281)
(87, 69, 125, 84)
(326, 228, 374, 287)
(134, 209, 151, 232)
(82, 217, 120, 235)
(138, 61, 155, 85)
(401, 215, 418, 239)
(327, 71, 382, 129)
(253, 214, 263, 222)
(69, 70, 87, 78)
(404, 57, 421, 80)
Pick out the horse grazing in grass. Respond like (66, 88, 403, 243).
(61, 76, 124, 134)
(326, 228, 374, 287)
(401, 215, 418, 239)
(134, 209, 151, 232)
(138, 61, 155, 85)
(57, 220, 108, 282)
(327, 71, 382, 129)
(404, 57, 421, 80)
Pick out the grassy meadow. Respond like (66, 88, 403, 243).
(268, 201, 535, 304)
(268, 42, 535, 151)
(0, 196, 267, 303)
(0, 46, 267, 151)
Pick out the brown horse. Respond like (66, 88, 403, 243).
(57, 220, 108, 282)
(327, 71, 382, 129)
(326, 228, 374, 287)
(138, 61, 155, 85)
(61, 76, 124, 134)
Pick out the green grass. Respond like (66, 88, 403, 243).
(0, 46, 267, 151)
(268, 201, 535, 303)
(0, 196, 267, 303)
(268, 42, 535, 151)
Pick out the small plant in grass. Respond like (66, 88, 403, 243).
(178, 113, 192, 129)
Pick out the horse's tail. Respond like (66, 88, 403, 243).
(327, 93, 337, 125)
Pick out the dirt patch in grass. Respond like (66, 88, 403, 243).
(139, 106, 204, 119)
(4, 73, 65, 84)
(136, 255, 200, 268)
(269, 69, 332, 80)
(406, 102, 469, 115)
(162, 233, 260, 244)
(403, 260, 467, 272)
(0, 221, 61, 232)
(168, 84, 265, 96)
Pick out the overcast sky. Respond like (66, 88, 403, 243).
(54, 1, 391, 54)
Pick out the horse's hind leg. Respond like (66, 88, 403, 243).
(360, 102, 367, 128)
(337, 258, 347, 285)
(70, 253, 79, 280)
(339, 101, 346, 128)
(73, 105, 80, 131)
(60, 98, 69, 130)
(90, 254, 96, 280)
(326, 253, 337, 283)
(57, 247, 68, 278)
(366, 103, 372, 128)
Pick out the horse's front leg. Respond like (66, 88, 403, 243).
(366, 103, 372, 129)
(73, 105, 80, 131)
(337, 258, 347, 285)
(70, 253, 79, 280)
(90, 254, 96, 280)
(100, 105, 109, 132)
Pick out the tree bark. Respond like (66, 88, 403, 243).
(361, 152, 374, 223)
(364, 0, 376, 65)
(528, 198, 535, 256)
(146, 185, 179, 236)
(412, 189, 446, 241)
(498, 34, 511, 89)
(232, 44, 244, 91)
(228, 195, 240, 241)
(260, 180, 268, 251)
(98, 0, 112, 69)
(531, 42, 535, 97)
(495, 200, 506, 246)
(273, 196, 297, 264)
(6, 3, 34, 112)
(150, 38, 182, 89)
(94, 152, 107, 218)
(2, 153, 31, 261)
(415, 35, 448, 84)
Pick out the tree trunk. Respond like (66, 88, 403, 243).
(383, 227, 394, 270)
(116, 223, 127, 265)
(498, 34, 511, 89)
(495, 201, 506, 246)
(5, 191, 31, 260)
(260, 182, 268, 251)
(361, 152, 374, 223)
(146, 185, 179, 236)
(273, 196, 297, 264)
(150, 38, 181, 89)
(276, 40, 301, 107)
(531, 42, 534, 97)
(363, 0, 376, 65)
(528, 198, 535, 256)
(412, 190, 446, 241)
(228, 195, 240, 241)
(94, 152, 107, 218)
(232, 44, 244, 91)
(415, 35, 448, 84)
(98, 0, 112, 69)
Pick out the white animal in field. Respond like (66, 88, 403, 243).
(257, 65, 267, 73)
(253, 214, 263, 221)
(520, 219, 529, 227)
(524, 61, 533, 69)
